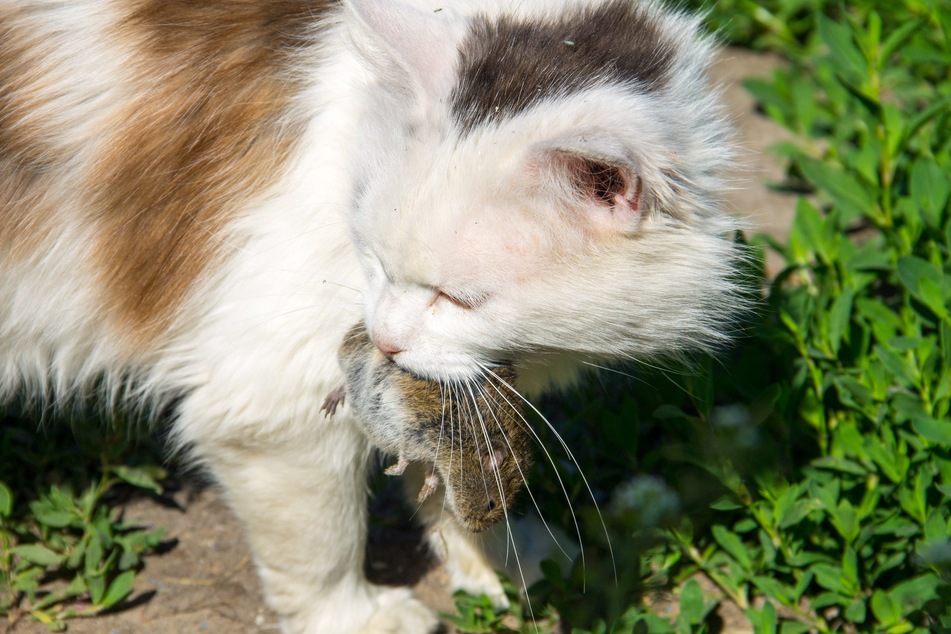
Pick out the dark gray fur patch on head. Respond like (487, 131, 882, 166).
(450, 0, 676, 133)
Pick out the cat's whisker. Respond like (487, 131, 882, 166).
(464, 376, 507, 514)
(475, 364, 573, 563)
(435, 381, 449, 486)
(609, 350, 713, 404)
(458, 379, 493, 506)
(319, 279, 363, 294)
(471, 372, 542, 609)
(502, 513, 538, 627)
(489, 369, 618, 588)
(580, 360, 650, 384)
(460, 384, 492, 521)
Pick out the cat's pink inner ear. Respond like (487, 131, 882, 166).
(552, 151, 642, 232)
(347, 0, 466, 104)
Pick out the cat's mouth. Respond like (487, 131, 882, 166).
(387, 350, 506, 385)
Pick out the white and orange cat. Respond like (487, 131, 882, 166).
(0, 0, 747, 631)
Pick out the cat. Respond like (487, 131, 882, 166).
(0, 0, 748, 632)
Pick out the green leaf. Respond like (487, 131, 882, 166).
(788, 571, 813, 605)
(828, 289, 855, 354)
(889, 574, 941, 613)
(844, 598, 866, 623)
(771, 484, 800, 528)
(818, 16, 867, 87)
(833, 376, 874, 412)
(919, 278, 951, 322)
(11, 544, 64, 567)
(874, 345, 917, 388)
(798, 157, 876, 223)
(811, 456, 868, 477)
(712, 525, 753, 571)
(751, 576, 792, 605)
(779, 622, 811, 634)
(914, 416, 951, 445)
(0, 481, 11, 517)
(112, 465, 165, 495)
(871, 589, 902, 626)
(831, 500, 859, 545)
(880, 19, 923, 62)
(905, 94, 951, 145)
(746, 600, 778, 634)
(778, 499, 815, 529)
(924, 510, 948, 543)
(14, 566, 42, 593)
(790, 198, 828, 264)
(32, 507, 74, 529)
(100, 570, 136, 608)
(679, 579, 705, 625)
(118, 548, 139, 571)
(710, 496, 743, 511)
(897, 256, 950, 321)
(842, 547, 859, 591)
(87, 574, 106, 606)
(911, 157, 950, 229)
(66, 535, 87, 570)
(812, 563, 847, 594)
(85, 531, 103, 577)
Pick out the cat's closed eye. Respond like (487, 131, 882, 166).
(433, 290, 487, 310)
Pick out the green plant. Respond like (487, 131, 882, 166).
(698, 4, 950, 630)
(444, 576, 557, 634)
(0, 417, 166, 631)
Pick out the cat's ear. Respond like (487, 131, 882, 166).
(346, 0, 467, 105)
(533, 141, 642, 234)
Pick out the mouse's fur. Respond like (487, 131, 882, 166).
(329, 323, 531, 533)
(0, 0, 748, 631)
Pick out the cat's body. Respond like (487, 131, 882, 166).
(0, 0, 746, 632)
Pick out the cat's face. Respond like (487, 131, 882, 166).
(346, 0, 749, 383)
(353, 120, 594, 379)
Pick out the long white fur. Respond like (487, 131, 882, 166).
(0, 0, 745, 632)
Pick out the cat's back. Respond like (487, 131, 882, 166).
(0, 0, 340, 385)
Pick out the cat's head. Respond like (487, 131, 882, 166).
(346, 0, 751, 386)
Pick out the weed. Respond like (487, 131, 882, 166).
(0, 416, 166, 631)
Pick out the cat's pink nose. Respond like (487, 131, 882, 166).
(372, 334, 403, 357)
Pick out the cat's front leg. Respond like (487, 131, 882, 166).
(179, 408, 438, 634)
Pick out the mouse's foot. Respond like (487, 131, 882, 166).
(321, 384, 346, 417)
(384, 456, 410, 476)
(417, 473, 441, 503)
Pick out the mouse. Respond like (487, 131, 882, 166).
(323, 323, 532, 532)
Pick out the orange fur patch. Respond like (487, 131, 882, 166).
(89, 0, 334, 342)
(0, 7, 61, 261)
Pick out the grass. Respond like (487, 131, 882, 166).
(1, 412, 167, 631)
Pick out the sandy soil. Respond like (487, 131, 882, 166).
(4, 48, 798, 634)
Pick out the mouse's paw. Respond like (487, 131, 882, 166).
(359, 587, 439, 634)
(321, 384, 347, 417)
(417, 473, 441, 503)
(384, 456, 410, 476)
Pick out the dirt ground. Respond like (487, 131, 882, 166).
(4, 48, 798, 634)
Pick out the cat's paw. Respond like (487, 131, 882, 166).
(445, 559, 509, 609)
(359, 587, 439, 634)
(429, 526, 509, 609)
